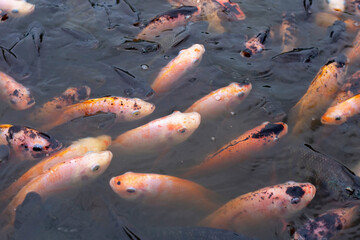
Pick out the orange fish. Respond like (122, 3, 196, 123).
(289, 56, 348, 134)
(29, 86, 91, 123)
(0, 0, 35, 17)
(184, 82, 252, 120)
(346, 30, 360, 64)
(135, 6, 201, 41)
(41, 96, 155, 131)
(240, 29, 270, 58)
(112, 111, 200, 154)
(151, 44, 205, 94)
(0, 135, 111, 204)
(321, 94, 360, 125)
(0, 124, 62, 160)
(109, 172, 219, 211)
(280, 13, 297, 52)
(3, 151, 113, 225)
(331, 70, 360, 106)
(0, 72, 35, 110)
(200, 181, 316, 232)
(293, 206, 358, 240)
(183, 122, 288, 178)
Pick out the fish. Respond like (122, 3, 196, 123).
(293, 206, 358, 240)
(0, 72, 35, 111)
(2, 151, 113, 225)
(40, 96, 155, 131)
(151, 44, 205, 94)
(183, 122, 288, 178)
(289, 55, 348, 134)
(184, 82, 252, 120)
(330, 70, 360, 106)
(240, 29, 270, 58)
(327, 20, 346, 43)
(346, 30, 360, 64)
(0, 125, 62, 160)
(324, 0, 346, 12)
(29, 86, 91, 124)
(0, 135, 111, 204)
(271, 48, 319, 63)
(200, 181, 316, 232)
(280, 13, 297, 52)
(112, 111, 201, 154)
(109, 172, 219, 211)
(135, 6, 201, 41)
(321, 94, 360, 125)
(0, 0, 35, 17)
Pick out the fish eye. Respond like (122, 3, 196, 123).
(117, 181, 121, 185)
(335, 116, 342, 121)
(132, 110, 140, 116)
(32, 144, 43, 152)
(126, 187, 136, 193)
(237, 92, 245, 98)
(11, 9, 19, 14)
(178, 128, 187, 134)
(91, 164, 100, 172)
(290, 197, 300, 204)
(346, 186, 355, 195)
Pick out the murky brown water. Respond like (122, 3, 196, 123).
(1, 0, 360, 239)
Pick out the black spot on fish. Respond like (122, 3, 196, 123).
(12, 90, 19, 97)
(77, 86, 89, 100)
(286, 186, 305, 198)
(251, 123, 284, 139)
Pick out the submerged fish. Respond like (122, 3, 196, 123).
(151, 44, 205, 94)
(41, 96, 155, 131)
(109, 172, 219, 211)
(136, 6, 200, 41)
(240, 29, 270, 58)
(29, 86, 91, 123)
(321, 94, 360, 125)
(327, 20, 346, 43)
(280, 13, 297, 52)
(200, 182, 316, 232)
(293, 206, 358, 240)
(184, 82, 252, 120)
(0, 72, 35, 110)
(183, 122, 288, 178)
(0, 125, 62, 160)
(0, 135, 111, 204)
(271, 48, 319, 63)
(331, 70, 360, 106)
(112, 111, 201, 154)
(323, 0, 346, 12)
(0, 0, 35, 17)
(3, 151, 113, 225)
(289, 55, 348, 134)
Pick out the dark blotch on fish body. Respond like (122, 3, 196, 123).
(286, 186, 305, 198)
(251, 123, 284, 139)
(146, 6, 199, 27)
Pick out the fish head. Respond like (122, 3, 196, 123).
(72, 85, 91, 102)
(167, 111, 201, 143)
(126, 99, 155, 121)
(7, 85, 35, 111)
(7, 126, 62, 159)
(280, 181, 316, 216)
(325, 55, 348, 85)
(216, 0, 246, 21)
(230, 81, 252, 101)
(109, 172, 147, 201)
(8, 0, 35, 17)
(325, 0, 345, 12)
(321, 107, 346, 125)
(181, 44, 205, 66)
(77, 151, 113, 182)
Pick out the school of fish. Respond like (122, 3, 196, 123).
(1, 0, 360, 239)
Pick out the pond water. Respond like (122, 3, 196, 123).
(1, 0, 360, 239)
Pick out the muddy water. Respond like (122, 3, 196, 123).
(1, 0, 360, 239)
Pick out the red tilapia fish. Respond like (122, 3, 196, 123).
(136, 6, 200, 41)
(151, 44, 205, 94)
(240, 29, 270, 58)
(321, 94, 360, 125)
(330, 70, 360, 106)
(167, 0, 245, 32)
(0, 135, 111, 204)
(0, 0, 35, 17)
(29, 86, 91, 123)
(185, 82, 252, 120)
(0, 124, 62, 160)
(200, 182, 316, 232)
(112, 111, 201, 154)
(109, 172, 219, 211)
(280, 13, 297, 52)
(2, 151, 113, 225)
(289, 55, 348, 134)
(183, 122, 288, 178)
(41, 96, 155, 131)
(0, 72, 34, 110)
(293, 206, 358, 240)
